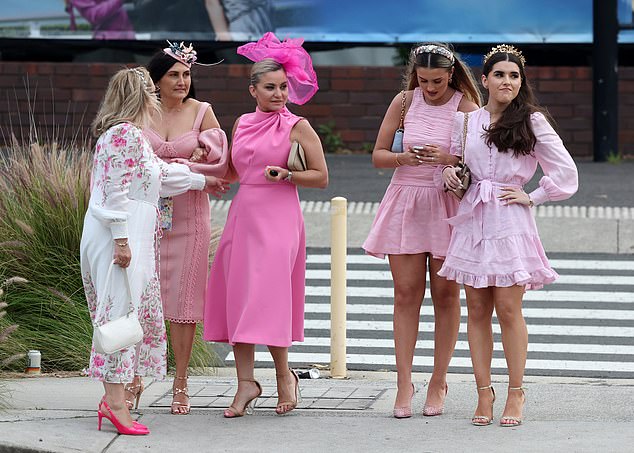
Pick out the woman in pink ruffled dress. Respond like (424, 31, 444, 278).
(204, 33, 328, 418)
(441, 45, 578, 427)
(131, 42, 229, 415)
(363, 44, 481, 419)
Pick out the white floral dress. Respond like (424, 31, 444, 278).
(80, 122, 205, 383)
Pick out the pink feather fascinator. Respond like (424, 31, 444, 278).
(237, 32, 318, 105)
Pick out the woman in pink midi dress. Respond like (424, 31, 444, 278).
(441, 45, 578, 427)
(363, 43, 481, 419)
(204, 34, 327, 418)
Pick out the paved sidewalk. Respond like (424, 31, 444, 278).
(1, 370, 633, 453)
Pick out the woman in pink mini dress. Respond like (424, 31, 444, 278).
(363, 43, 481, 418)
(126, 42, 229, 415)
(204, 33, 328, 418)
(441, 45, 578, 427)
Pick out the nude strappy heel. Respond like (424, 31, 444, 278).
(472, 385, 496, 426)
(275, 368, 301, 415)
(124, 377, 144, 410)
(171, 376, 191, 415)
(500, 386, 526, 427)
(224, 379, 262, 418)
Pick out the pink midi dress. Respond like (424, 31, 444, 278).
(363, 88, 462, 259)
(437, 109, 579, 290)
(144, 102, 228, 323)
(203, 106, 306, 347)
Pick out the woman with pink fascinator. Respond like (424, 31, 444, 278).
(204, 33, 328, 418)
(118, 42, 229, 416)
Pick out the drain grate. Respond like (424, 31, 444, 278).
(150, 381, 387, 411)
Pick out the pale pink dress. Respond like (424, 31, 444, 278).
(144, 102, 228, 323)
(203, 106, 305, 347)
(363, 88, 462, 259)
(437, 108, 579, 290)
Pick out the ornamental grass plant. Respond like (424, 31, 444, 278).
(0, 130, 219, 373)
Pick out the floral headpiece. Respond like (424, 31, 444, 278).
(484, 44, 526, 67)
(237, 32, 319, 105)
(414, 44, 455, 64)
(162, 41, 223, 68)
(129, 67, 149, 90)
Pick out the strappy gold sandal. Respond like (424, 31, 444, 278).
(500, 386, 526, 427)
(224, 379, 262, 418)
(472, 385, 496, 426)
(124, 377, 144, 410)
(171, 376, 191, 415)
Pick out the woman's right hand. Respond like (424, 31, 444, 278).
(190, 147, 207, 163)
(442, 166, 462, 192)
(203, 175, 230, 197)
(113, 240, 131, 268)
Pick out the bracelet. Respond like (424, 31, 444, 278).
(527, 195, 534, 208)
(115, 241, 129, 247)
(395, 154, 402, 167)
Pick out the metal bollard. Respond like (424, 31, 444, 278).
(330, 197, 347, 379)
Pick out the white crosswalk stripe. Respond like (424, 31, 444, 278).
(224, 251, 634, 378)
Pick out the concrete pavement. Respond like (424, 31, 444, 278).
(1, 370, 634, 453)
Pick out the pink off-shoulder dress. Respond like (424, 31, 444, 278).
(203, 107, 306, 347)
(437, 109, 579, 290)
(363, 88, 462, 259)
(144, 102, 229, 323)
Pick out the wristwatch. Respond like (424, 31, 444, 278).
(284, 171, 293, 182)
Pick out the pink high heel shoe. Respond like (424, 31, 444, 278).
(98, 398, 150, 435)
(423, 383, 448, 416)
(393, 383, 415, 419)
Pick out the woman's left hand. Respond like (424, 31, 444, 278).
(417, 144, 452, 166)
(190, 147, 207, 163)
(264, 165, 290, 182)
(499, 187, 532, 206)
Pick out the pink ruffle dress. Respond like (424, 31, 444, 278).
(363, 88, 462, 259)
(144, 102, 228, 323)
(437, 108, 579, 290)
(203, 106, 306, 347)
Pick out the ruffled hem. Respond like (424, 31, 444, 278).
(437, 266, 558, 291)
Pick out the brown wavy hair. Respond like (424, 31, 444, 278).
(405, 43, 482, 107)
(482, 51, 554, 157)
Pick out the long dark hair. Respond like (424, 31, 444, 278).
(482, 51, 553, 156)
(146, 50, 196, 101)
(405, 43, 482, 107)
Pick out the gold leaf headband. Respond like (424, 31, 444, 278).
(414, 44, 455, 64)
(483, 44, 526, 67)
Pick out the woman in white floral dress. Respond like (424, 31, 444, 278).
(80, 67, 228, 435)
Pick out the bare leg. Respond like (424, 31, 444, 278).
(388, 254, 427, 408)
(465, 285, 496, 422)
(226, 343, 260, 414)
(268, 346, 297, 414)
(169, 322, 196, 414)
(425, 257, 461, 409)
(493, 285, 528, 423)
(102, 382, 134, 427)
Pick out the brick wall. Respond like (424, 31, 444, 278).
(1, 61, 634, 158)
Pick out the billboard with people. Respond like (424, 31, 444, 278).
(1, 0, 633, 43)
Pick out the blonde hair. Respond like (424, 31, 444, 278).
(404, 43, 482, 107)
(249, 58, 284, 86)
(91, 67, 159, 137)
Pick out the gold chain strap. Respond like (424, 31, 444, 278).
(461, 112, 470, 165)
(398, 90, 406, 130)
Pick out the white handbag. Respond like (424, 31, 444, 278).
(92, 261, 143, 355)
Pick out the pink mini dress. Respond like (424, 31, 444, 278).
(363, 88, 462, 259)
(437, 109, 579, 290)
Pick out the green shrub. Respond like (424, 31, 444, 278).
(0, 137, 218, 373)
(317, 121, 345, 153)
